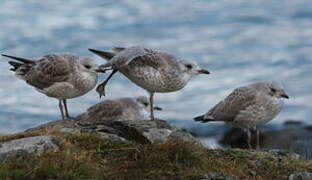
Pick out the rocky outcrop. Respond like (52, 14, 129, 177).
(0, 118, 198, 163)
(289, 172, 312, 180)
(26, 118, 199, 145)
(0, 136, 59, 162)
(219, 121, 312, 159)
(201, 172, 233, 180)
(0, 118, 310, 179)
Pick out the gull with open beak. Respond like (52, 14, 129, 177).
(89, 46, 210, 121)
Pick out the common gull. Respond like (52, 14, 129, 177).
(2, 53, 104, 119)
(89, 46, 210, 120)
(194, 81, 289, 149)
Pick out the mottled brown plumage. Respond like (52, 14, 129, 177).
(194, 81, 289, 149)
(89, 46, 210, 120)
(77, 96, 161, 122)
(2, 53, 100, 119)
(24, 54, 73, 90)
(200, 87, 257, 123)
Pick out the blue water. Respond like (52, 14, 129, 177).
(0, 0, 312, 134)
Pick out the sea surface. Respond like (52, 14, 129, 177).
(0, 0, 311, 134)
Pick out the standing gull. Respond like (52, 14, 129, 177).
(2, 53, 104, 120)
(88, 46, 210, 120)
(194, 81, 289, 149)
(77, 96, 162, 122)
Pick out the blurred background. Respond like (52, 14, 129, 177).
(0, 0, 311, 142)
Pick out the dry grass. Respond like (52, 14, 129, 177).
(0, 130, 311, 180)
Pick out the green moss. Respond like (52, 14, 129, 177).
(0, 130, 311, 180)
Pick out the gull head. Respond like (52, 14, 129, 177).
(179, 60, 210, 76)
(135, 96, 162, 111)
(79, 57, 103, 73)
(251, 81, 289, 99)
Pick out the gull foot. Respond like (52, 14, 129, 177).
(96, 84, 106, 98)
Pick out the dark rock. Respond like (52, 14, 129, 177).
(304, 126, 312, 131)
(266, 149, 300, 159)
(201, 172, 233, 180)
(0, 136, 59, 162)
(289, 172, 312, 180)
(79, 119, 198, 144)
(219, 127, 252, 149)
(283, 120, 304, 127)
(26, 118, 198, 144)
(220, 125, 312, 158)
(247, 170, 257, 177)
(168, 129, 198, 143)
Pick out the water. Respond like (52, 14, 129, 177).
(0, 0, 311, 134)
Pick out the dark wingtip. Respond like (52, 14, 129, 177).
(194, 115, 205, 122)
(1, 54, 34, 63)
(2, 54, 11, 58)
(194, 115, 214, 123)
(88, 48, 115, 60)
(8, 61, 23, 71)
(88, 49, 97, 53)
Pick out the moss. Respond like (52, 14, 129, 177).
(0, 130, 311, 180)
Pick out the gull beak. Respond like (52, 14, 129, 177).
(153, 106, 162, 111)
(281, 94, 289, 99)
(94, 68, 106, 73)
(197, 69, 210, 74)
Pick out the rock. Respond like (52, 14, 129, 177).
(219, 127, 251, 149)
(247, 170, 257, 177)
(289, 172, 312, 180)
(266, 149, 300, 159)
(168, 129, 198, 142)
(219, 124, 312, 158)
(201, 172, 233, 180)
(26, 118, 198, 144)
(80, 119, 198, 144)
(283, 120, 304, 128)
(0, 136, 59, 162)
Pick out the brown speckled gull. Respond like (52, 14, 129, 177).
(77, 96, 162, 123)
(89, 46, 210, 121)
(2, 53, 103, 119)
(194, 81, 289, 149)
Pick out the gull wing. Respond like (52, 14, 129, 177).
(85, 100, 124, 121)
(24, 54, 75, 90)
(204, 87, 257, 122)
(111, 46, 177, 70)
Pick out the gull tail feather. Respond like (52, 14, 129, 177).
(88, 49, 115, 61)
(2, 54, 34, 64)
(194, 114, 214, 123)
(8, 61, 23, 71)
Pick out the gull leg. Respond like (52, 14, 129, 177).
(246, 128, 252, 149)
(96, 69, 117, 98)
(149, 92, 155, 121)
(58, 99, 65, 120)
(63, 99, 72, 119)
(256, 127, 260, 150)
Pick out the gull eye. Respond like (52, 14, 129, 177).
(270, 88, 276, 93)
(84, 65, 91, 69)
(143, 102, 149, 106)
(185, 64, 192, 69)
